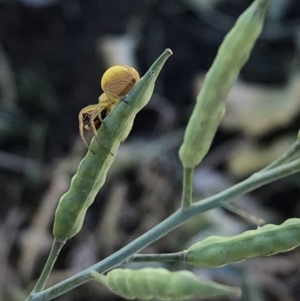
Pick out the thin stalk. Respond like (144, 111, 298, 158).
(130, 252, 185, 263)
(181, 167, 194, 208)
(261, 139, 300, 171)
(32, 239, 65, 293)
(30, 157, 300, 301)
(221, 202, 265, 226)
(89, 271, 107, 284)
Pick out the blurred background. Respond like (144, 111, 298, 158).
(0, 0, 300, 300)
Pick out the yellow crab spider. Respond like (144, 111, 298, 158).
(78, 65, 140, 149)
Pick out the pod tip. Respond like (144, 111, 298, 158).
(165, 48, 173, 55)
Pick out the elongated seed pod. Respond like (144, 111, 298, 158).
(186, 218, 300, 268)
(53, 49, 172, 241)
(104, 268, 241, 300)
(179, 0, 271, 168)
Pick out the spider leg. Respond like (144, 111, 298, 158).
(97, 102, 105, 123)
(78, 104, 98, 149)
(98, 93, 113, 129)
(98, 116, 107, 130)
(89, 109, 101, 141)
(104, 90, 120, 101)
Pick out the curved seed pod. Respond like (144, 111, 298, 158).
(186, 218, 300, 268)
(101, 65, 140, 99)
(53, 49, 172, 241)
(179, 0, 271, 168)
(104, 268, 241, 300)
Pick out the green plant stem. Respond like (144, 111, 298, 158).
(32, 239, 65, 293)
(181, 167, 194, 208)
(130, 252, 185, 263)
(221, 202, 265, 225)
(29, 157, 300, 301)
(89, 271, 107, 284)
(262, 140, 300, 171)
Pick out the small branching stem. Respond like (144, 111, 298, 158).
(31, 239, 65, 293)
(261, 139, 300, 171)
(28, 157, 300, 301)
(181, 167, 194, 209)
(221, 202, 265, 226)
(130, 252, 186, 263)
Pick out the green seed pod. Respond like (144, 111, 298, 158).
(104, 268, 241, 300)
(179, 0, 271, 168)
(53, 49, 173, 241)
(186, 218, 300, 268)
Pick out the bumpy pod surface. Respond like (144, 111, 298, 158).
(179, 0, 271, 168)
(105, 268, 241, 300)
(53, 50, 172, 241)
(101, 65, 140, 98)
(186, 218, 300, 268)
